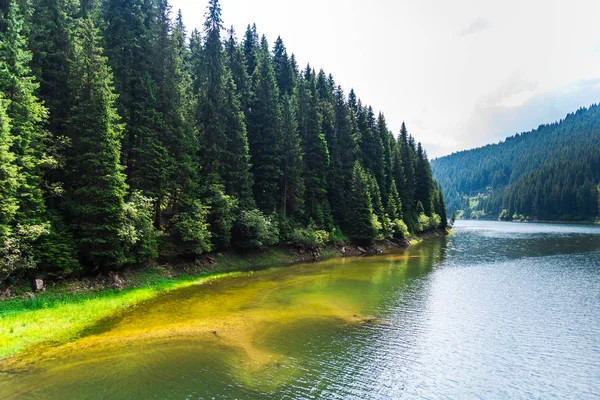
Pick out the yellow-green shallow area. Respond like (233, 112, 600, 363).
(0, 245, 341, 361)
(0, 237, 446, 399)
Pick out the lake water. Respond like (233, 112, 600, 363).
(1, 220, 599, 399)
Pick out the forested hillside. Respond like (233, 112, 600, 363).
(431, 105, 600, 221)
(0, 0, 446, 282)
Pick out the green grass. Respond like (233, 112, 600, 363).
(0, 272, 235, 360)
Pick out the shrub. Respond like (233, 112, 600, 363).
(169, 200, 212, 256)
(329, 227, 349, 245)
(392, 219, 409, 238)
(288, 222, 329, 248)
(417, 213, 431, 233)
(0, 223, 49, 282)
(232, 209, 279, 249)
(431, 213, 442, 229)
(204, 184, 237, 249)
(37, 215, 81, 276)
(120, 191, 160, 264)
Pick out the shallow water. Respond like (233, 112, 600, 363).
(1, 221, 600, 399)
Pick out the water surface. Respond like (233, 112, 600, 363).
(1, 221, 599, 399)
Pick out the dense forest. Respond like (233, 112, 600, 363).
(0, 0, 446, 282)
(432, 105, 600, 222)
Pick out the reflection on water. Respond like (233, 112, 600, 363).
(2, 221, 600, 399)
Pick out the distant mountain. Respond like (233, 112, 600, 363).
(431, 104, 600, 222)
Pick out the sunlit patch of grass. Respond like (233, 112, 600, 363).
(0, 273, 235, 360)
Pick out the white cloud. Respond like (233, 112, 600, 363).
(460, 17, 491, 37)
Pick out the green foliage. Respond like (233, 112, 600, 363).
(232, 209, 279, 249)
(346, 162, 377, 243)
(392, 219, 409, 239)
(36, 214, 80, 276)
(417, 213, 431, 233)
(297, 67, 330, 226)
(168, 200, 212, 256)
(203, 183, 237, 249)
(0, 222, 49, 281)
(417, 213, 442, 233)
(120, 192, 160, 264)
(287, 222, 329, 248)
(246, 36, 283, 213)
(280, 93, 304, 218)
(328, 227, 348, 245)
(0, 97, 18, 239)
(0, 2, 50, 277)
(66, 19, 127, 269)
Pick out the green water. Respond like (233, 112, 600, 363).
(1, 221, 600, 399)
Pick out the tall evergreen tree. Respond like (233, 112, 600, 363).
(297, 66, 330, 226)
(415, 142, 433, 216)
(399, 122, 417, 229)
(196, 0, 226, 181)
(246, 35, 283, 213)
(222, 68, 254, 207)
(242, 23, 258, 78)
(103, 0, 169, 223)
(0, 96, 18, 240)
(346, 162, 376, 243)
(65, 18, 127, 269)
(27, 0, 78, 138)
(0, 1, 49, 245)
(272, 36, 293, 96)
(225, 27, 250, 113)
(280, 93, 304, 218)
(156, 2, 198, 222)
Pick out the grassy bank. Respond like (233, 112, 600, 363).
(0, 235, 437, 361)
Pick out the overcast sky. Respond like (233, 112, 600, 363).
(170, 0, 600, 158)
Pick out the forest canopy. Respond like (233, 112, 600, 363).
(0, 0, 446, 282)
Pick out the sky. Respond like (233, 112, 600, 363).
(170, 0, 600, 158)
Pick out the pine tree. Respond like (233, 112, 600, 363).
(246, 35, 283, 213)
(399, 122, 417, 230)
(387, 178, 402, 221)
(368, 172, 391, 235)
(103, 0, 169, 224)
(65, 18, 127, 269)
(415, 142, 433, 216)
(27, 0, 78, 139)
(243, 23, 259, 77)
(225, 27, 250, 113)
(280, 93, 304, 218)
(433, 183, 447, 228)
(222, 68, 254, 207)
(346, 162, 376, 243)
(376, 113, 392, 204)
(0, 2, 49, 268)
(156, 3, 198, 223)
(0, 96, 18, 240)
(297, 66, 330, 226)
(196, 0, 226, 182)
(272, 36, 294, 96)
(316, 70, 343, 226)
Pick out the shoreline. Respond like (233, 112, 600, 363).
(456, 218, 598, 225)
(0, 230, 447, 361)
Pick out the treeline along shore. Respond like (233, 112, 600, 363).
(0, 0, 447, 289)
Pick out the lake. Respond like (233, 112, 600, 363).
(1, 220, 599, 399)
